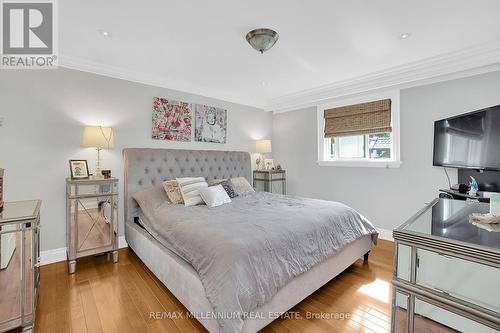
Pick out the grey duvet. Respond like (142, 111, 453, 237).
(145, 192, 378, 332)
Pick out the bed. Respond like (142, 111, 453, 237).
(123, 148, 377, 333)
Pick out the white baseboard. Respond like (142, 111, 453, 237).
(377, 228, 394, 242)
(118, 235, 128, 248)
(40, 247, 67, 266)
(40, 236, 129, 266)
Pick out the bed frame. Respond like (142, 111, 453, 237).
(123, 148, 373, 332)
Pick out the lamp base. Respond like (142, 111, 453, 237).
(90, 174, 104, 180)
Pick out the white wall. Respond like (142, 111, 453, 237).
(273, 70, 500, 233)
(0, 68, 272, 252)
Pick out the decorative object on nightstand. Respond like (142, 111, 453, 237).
(0, 200, 41, 332)
(264, 159, 274, 170)
(66, 177, 119, 274)
(253, 169, 286, 194)
(69, 160, 89, 179)
(255, 140, 272, 170)
(101, 169, 112, 179)
(81, 125, 114, 179)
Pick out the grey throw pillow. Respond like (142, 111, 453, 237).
(132, 185, 170, 220)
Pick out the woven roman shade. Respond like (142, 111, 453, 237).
(324, 99, 392, 138)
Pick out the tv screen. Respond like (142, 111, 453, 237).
(433, 105, 500, 170)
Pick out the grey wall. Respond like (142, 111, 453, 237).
(0, 68, 272, 251)
(273, 71, 500, 232)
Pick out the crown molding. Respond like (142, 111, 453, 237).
(267, 42, 500, 113)
(59, 42, 500, 114)
(58, 55, 266, 109)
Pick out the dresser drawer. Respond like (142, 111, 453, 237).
(414, 297, 497, 333)
(416, 248, 500, 314)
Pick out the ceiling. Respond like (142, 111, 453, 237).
(60, 0, 500, 110)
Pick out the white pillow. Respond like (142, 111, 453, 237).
(199, 185, 232, 208)
(176, 177, 209, 207)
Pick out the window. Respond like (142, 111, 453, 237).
(317, 91, 401, 168)
(329, 133, 392, 160)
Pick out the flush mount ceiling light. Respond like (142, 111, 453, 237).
(246, 28, 279, 54)
(98, 29, 111, 37)
(399, 32, 412, 40)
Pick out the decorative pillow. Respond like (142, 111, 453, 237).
(176, 177, 209, 207)
(132, 185, 169, 220)
(199, 185, 231, 208)
(230, 177, 255, 196)
(163, 180, 184, 204)
(208, 178, 226, 186)
(210, 179, 238, 198)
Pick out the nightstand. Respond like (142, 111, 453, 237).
(253, 170, 286, 195)
(66, 177, 118, 274)
(0, 200, 41, 333)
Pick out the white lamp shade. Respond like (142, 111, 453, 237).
(81, 126, 115, 149)
(256, 140, 272, 153)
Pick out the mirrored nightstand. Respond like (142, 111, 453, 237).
(253, 170, 286, 195)
(66, 178, 118, 274)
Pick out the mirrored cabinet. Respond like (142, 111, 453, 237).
(392, 198, 500, 333)
(0, 200, 41, 332)
(66, 178, 118, 274)
(253, 170, 286, 194)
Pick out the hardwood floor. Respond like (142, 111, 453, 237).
(35, 240, 395, 333)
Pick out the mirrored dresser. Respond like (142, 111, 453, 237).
(0, 200, 41, 332)
(66, 178, 118, 274)
(392, 198, 500, 333)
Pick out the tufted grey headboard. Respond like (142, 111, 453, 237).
(123, 148, 252, 221)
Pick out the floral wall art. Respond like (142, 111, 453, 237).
(152, 97, 192, 141)
(194, 104, 227, 143)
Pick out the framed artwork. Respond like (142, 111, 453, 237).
(152, 97, 192, 141)
(69, 160, 89, 179)
(265, 159, 275, 170)
(195, 104, 227, 143)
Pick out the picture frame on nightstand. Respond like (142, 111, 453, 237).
(69, 160, 89, 179)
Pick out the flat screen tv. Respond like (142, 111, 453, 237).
(433, 104, 500, 170)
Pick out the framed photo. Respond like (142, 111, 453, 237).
(69, 160, 89, 179)
(265, 159, 275, 170)
(152, 97, 192, 142)
(195, 104, 227, 143)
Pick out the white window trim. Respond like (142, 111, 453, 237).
(317, 90, 402, 168)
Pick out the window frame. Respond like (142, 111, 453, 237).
(317, 90, 402, 168)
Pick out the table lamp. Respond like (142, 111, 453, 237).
(255, 139, 272, 170)
(81, 126, 114, 179)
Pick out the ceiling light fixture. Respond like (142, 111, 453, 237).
(246, 28, 279, 54)
(399, 32, 411, 40)
(99, 30, 111, 37)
